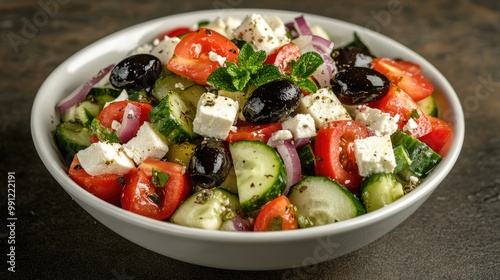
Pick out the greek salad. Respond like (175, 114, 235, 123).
(54, 14, 453, 231)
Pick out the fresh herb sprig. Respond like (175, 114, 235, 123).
(285, 51, 324, 93)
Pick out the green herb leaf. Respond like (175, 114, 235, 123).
(294, 78, 318, 94)
(285, 51, 324, 93)
(266, 216, 283, 231)
(148, 193, 161, 204)
(207, 67, 238, 92)
(90, 118, 120, 143)
(410, 109, 420, 119)
(151, 167, 170, 188)
(251, 64, 282, 88)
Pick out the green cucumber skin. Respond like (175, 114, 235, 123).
(298, 143, 315, 176)
(360, 173, 404, 212)
(288, 176, 365, 227)
(417, 94, 438, 117)
(391, 131, 442, 178)
(229, 140, 287, 213)
(86, 88, 121, 109)
(54, 122, 91, 165)
(152, 74, 196, 101)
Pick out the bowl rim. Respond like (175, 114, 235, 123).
(31, 8, 464, 243)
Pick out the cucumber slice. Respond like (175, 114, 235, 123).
(152, 74, 196, 101)
(60, 100, 100, 127)
(417, 94, 438, 117)
(149, 92, 197, 144)
(393, 145, 412, 174)
(391, 131, 442, 179)
(86, 88, 122, 110)
(54, 122, 91, 165)
(179, 84, 206, 108)
(297, 143, 315, 176)
(288, 176, 365, 226)
(165, 142, 196, 167)
(360, 173, 404, 212)
(170, 188, 240, 230)
(229, 140, 287, 212)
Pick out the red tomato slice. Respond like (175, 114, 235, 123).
(264, 42, 301, 73)
(418, 116, 453, 156)
(68, 156, 125, 206)
(91, 100, 153, 143)
(394, 59, 422, 75)
(370, 85, 432, 138)
(156, 27, 191, 40)
(254, 195, 298, 231)
(167, 28, 239, 85)
(121, 158, 191, 220)
(372, 58, 433, 102)
(314, 120, 372, 193)
(226, 122, 282, 143)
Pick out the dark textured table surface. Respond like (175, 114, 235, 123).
(1, 0, 499, 279)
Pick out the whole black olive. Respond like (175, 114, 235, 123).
(189, 138, 231, 189)
(109, 54, 162, 91)
(332, 67, 390, 105)
(243, 80, 301, 124)
(332, 47, 374, 71)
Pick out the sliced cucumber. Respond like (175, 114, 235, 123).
(86, 88, 122, 110)
(170, 188, 240, 230)
(127, 89, 155, 105)
(54, 122, 91, 165)
(391, 131, 442, 179)
(149, 92, 197, 144)
(218, 166, 238, 194)
(152, 74, 196, 101)
(360, 173, 404, 212)
(229, 140, 287, 212)
(297, 143, 315, 176)
(179, 84, 206, 109)
(165, 142, 196, 167)
(60, 100, 100, 127)
(288, 176, 365, 227)
(417, 94, 438, 117)
(393, 145, 412, 174)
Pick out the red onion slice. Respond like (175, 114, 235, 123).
(220, 216, 254, 231)
(56, 64, 114, 113)
(275, 141, 302, 195)
(294, 15, 312, 36)
(294, 137, 311, 148)
(117, 102, 142, 143)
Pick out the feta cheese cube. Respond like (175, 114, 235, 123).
(76, 142, 135, 176)
(123, 122, 169, 165)
(193, 92, 239, 140)
(205, 16, 242, 39)
(150, 35, 180, 65)
(355, 105, 400, 136)
(233, 14, 287, 54)
(269, 129, 293, 143)
(354, 135, 397, 177)
(282, 114, 317, 140)
(297, 88, 351, 129)
(208, 51, 227, 66)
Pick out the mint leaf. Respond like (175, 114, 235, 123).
(207, 67, 238, 92)
(237, 43, 253, 67)
(292, 52, 323, 78)
(294, 78, 318, 94)
(251, 64, 282, 88)
(232, 71, 251, 92)
(90, 118, 120, 143)
(151, 167, 170, 188)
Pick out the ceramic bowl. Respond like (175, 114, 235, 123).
(31, 9, 464, 270)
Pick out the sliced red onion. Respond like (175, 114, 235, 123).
(220, 216, 254, 231)
(294, 15, 312, 36)
(285, 21, 299, 38)
(56, 64, 114, 113)
(117, 102, 141, 143)
(275, 141, 302, 195)
(311, 35, 334, 53)
(294, 137, 311, 149)
(312, 44, 336, 88)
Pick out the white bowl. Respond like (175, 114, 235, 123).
(31, 9, 464, 270)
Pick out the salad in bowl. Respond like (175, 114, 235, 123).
(52, 13, 453, 233)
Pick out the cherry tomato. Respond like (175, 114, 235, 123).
(264, 42, 301, 73)
(167, 28, 239, 85)
(372, 58, 434, 102)
(68, 156, 126, 206)
(121, 158, 192, 220)
(254, 195, 298, 231)
(156, 27, 192, 40)
(314, 120, 372, 193)
(370, 85, 432, 138)
(418, 116, 453, 156)
(226, 122, 282, 143)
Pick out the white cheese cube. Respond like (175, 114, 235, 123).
(76, 142, 135, 176)
(150, 35, 180, 65)
(281, 114, 317, 140)
(354, 135, 397, 177)
(205, 16, 242, 39)
(193, 92, 239, 140)
(269, 129, 293, 143)
(104, 90, 129, 108)
(123, 122, 169, 165)
(208, 51, 227, 66)
(297, 88, 351, 129)
(232, 14, 285, 54)
(355, 105, 400, 136)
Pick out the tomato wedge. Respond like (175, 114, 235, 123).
(121, 158, 192, 220)
(226, 122, 282, 143)
(314, 120, 372, 193)
(254, 195, 298, 231)
(167, 28, 239, 85)
(264, 42, 301, 73)
(68, 156, 126, 206)
(372, 58, 434, 102)
(418, 116, 453, 156)
(370, 85, 432, 138)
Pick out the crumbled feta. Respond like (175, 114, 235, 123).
(205, 16, 243, 39)
(269, 129, 293, 143)
(123, 122, 169, 165)
(193, 92, 239, 140)
(354, 135, 397, 177)
(208, 51, 227, 66)
(128, 43, 153, 56)
(281, 114, 317, 140)
(232, 14, 288, 54)
(104, 90, 129, 108)
(191, 43, 202, 58)
(76, 142, 135, 176)
(403, 118, 419, 134)
(297, 88, 351, 129)
(150, 35, 180, 65)
(355, 105, 400, 136)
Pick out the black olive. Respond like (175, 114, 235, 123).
(189, 138, 231, 189)
(332, 67, 390, 105)
(243, 80, 301, 124)
(109, 54, 162, 91)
